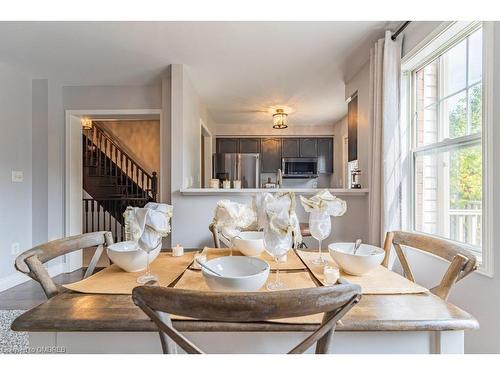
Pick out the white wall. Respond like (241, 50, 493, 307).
(32, 80, 49, 247)
(171, 193, 368, 249)
(0, 74, 165, 289)
(0, 63, 33, 285)
(331, 116, 348, 188)
(170, 64, 219, 246)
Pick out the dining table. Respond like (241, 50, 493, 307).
(11, 248, 479, 354)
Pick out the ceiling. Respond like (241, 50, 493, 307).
(0, 21, 399, 126)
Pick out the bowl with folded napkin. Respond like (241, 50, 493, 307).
(201, 256, 270, 292)
(107, 241, 161, 273)
(233, 231, 265, 257)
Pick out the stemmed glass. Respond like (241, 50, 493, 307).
(221, 226, 241, 256)
(136, 238, 162, 285)
(264, 228, 292, 291)
(309, 210, 331, 265)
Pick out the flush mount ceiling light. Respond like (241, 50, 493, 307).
(81, 118, 93, 130)
(272, 109, 288, 129)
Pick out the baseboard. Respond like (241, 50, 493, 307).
(0, 262, 67, 292)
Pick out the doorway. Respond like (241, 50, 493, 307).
(65, 109, 163, 272)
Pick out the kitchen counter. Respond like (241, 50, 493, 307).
(180, 188, 369, 196)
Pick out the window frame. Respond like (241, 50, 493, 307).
(402, 21, 493, 277)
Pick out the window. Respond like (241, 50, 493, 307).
(409, 26, 485, 258)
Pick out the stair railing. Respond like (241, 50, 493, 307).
(83, 123, 158, 202)
(83, 197, 150, 242)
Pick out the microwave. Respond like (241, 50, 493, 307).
(282, 157, 318, 178)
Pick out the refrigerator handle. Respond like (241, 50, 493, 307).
(255, 154, 260, 188)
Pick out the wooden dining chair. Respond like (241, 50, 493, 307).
(132, 284, 361, 354)
(382, 231, 477, 300)
(208, 223, 259, 248)
(208, 222, 224, 248)
(15, 231, 114, 299)
(209, 223, 306, 249)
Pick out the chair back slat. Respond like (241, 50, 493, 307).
(15, 231, 114, 298)
(384, 231, 477, 300)
(208, 223, 221, 248)
(209, 223, 260, 249)
(134, 284, 359, 322)
(132, 284, 361, 354)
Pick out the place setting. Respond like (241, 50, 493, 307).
(62, 190, 428, 298)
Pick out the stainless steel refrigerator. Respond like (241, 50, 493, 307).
(213, 153, 260, 188)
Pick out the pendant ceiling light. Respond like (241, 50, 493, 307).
(272, 109, 288, 129)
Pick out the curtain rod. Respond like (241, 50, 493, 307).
(391, 21, 411, 41)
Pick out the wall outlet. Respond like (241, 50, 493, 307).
(11, 170, 23, 182)
(11, 242, 20, 255)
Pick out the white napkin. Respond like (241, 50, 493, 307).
(124, 202, 173, 250)
(255, 192, 302, 248)
(300, 189, 347, 216)
(253, 192, 273, 230)
(212, 200, 256, 239)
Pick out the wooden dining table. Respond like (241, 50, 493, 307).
(11, 249, 479, 354)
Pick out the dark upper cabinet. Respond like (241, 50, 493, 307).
(281, 138, 300, 157)
(317, 138, 334, 173)
(348, 95, 358, 162)
(260, 138, 282, 173)
(215, 136, 332, 175)
(216, 138, 239, 153)
(238, 138, 260, 153)
(299, 138, 318, 157)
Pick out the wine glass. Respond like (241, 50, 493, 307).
(221, 226, 241, 256)
(137, 238, 162, 285)
(264, 228, 292, 291)
(309, 210, 331, 265)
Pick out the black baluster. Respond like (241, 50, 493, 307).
(91, 199, 95, 232)
(97, 203, 100, 231)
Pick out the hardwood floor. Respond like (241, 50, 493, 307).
(0, 269, 86, 310)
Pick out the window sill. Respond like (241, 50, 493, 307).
(474, 255, 494, 278)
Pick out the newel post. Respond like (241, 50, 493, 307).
(151, 172, 158, 202)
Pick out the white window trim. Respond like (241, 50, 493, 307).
(401, 21, 494, 277)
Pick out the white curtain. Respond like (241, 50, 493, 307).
(368, 30, 404, 246)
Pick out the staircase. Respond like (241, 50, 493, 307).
(82, 123, 158, 242)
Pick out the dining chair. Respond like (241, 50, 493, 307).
(15, 231, 114, 299)
(208, 223, 306, 249)
(132, 284, 361, 354)
(208, 223, 259, 248)
(382, 231, 477, 300)
(298, 222, 312, 248)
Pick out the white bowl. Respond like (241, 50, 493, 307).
(202, 256, 270, 292)
(106, 241, 161, 273)
(233, 231, 265, 257)
(328, 242, 385, 276)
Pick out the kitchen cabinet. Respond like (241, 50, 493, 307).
(317, 138, 334, 173)
(348, 95, 358, 162)
(281, 138, 300, 157)
(238, 138, 260, 153)
(299, 138, 318, 157)
(214, 136, 333, 175)
(260, 138, 282, 173)
(216, 138, 239, 153)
